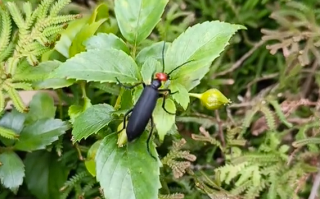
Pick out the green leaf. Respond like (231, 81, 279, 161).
(13, 61, 59, 82)
(14, 119, 70, 151)
(0, 151, 25, 193)
(72, 104, 114, 142)
(0, 110, 25, 134)
(26, 92, 56, 123)
(33, 78, 75, 89)
(55, 17, 89, 58)
(153, 98, 176, 141)
(50, 49, 141, 84)
(24, 151, 69, 199)
(165, 21, 245, 91)
(85, 140, 101, 177)
(13, 60, 75, 89)
(69, 19, 107, 57)
(114, 0, 169, 45)
(170, 82, 190, 110)
(136, 42, 169, 66)
(85, 33, 129, 54)
(96, 133, 161, 199)
(69, 3, 109, 57)
(140, 58, 161, 83)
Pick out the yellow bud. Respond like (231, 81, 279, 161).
(117, 122, 127, 147)
(189, 89, 231, 110)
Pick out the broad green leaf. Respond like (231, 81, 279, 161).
(72, 104, 114, 142)
(153, 98, 176, 141)
(33, 78, 75, 89)
(24, 151, 69, 199)
(69, 4, 109, 57)
(132, 85, 143, 105)
(85, 140, 101, 177)
(55, 17, 89, 58)
(68, 96, 93, 124)
(14, 119, 70, 151)
(165, 21, 245, 91)
(85, 33, 129, 54)
(114, 0, 168, 45)
(69, 19, 107, 57)
(12, 60, 75, 89)
(0, 151, 25, 193)
(13, 61, 59, 82)
(50, 49, 141, 84)
(96, 133, 161, 199)
(0, 110, 25, 134)
(26, 92, 56, 123)
(88, 3, 109, 23)
(170, 82, 190, 110)
(136, 42, 169, 67)
(0, 110, 25, 146)
(140, 58, 161, 84)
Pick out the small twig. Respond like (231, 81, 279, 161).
(308, 167, 320, 199)
(213, 40, 266, 77)
(302, 59, 318, 98)
(215, 110, 225, 147)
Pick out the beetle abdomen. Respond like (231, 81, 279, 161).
(126, 86, 159, 141)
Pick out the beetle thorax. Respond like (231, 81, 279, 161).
(150, 79, 161, 89)
(155, 72, 168, 82)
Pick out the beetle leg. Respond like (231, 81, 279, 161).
(147, 117, 157, 160)
(116, 108, 133, 134)
(115, 77, 142, 90)
(158, 88, 178, 95)
(158, 93, 176, 115)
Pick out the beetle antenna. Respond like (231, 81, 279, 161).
(161, 41, 165, 73)
(167, 59, 195, 77)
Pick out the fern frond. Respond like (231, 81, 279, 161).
(2, 84, 27, 112)
(81, 180, 96, 195)
(0, 32, 17, 62)
(242, 106, 259, 131)
(268, 100, 292, 128)
(60, 186, 72, 199)
(22, 2, 33, 23)
(42, 24, 66, 37)
(159, 193, 185, 199)
(0, 126, 19, 139)
(50, 0, 71, 17)
(215, 162, 247, 184)
(244, 184, 261, 199)
(230, 180, 251, 195)
(12, 82, 33, 90)
(6, 2, 25, 29)
(55, 137, 63, 156)
(231, 153, 281, 165)
(49, 14, 81, 26)
(259, 105, 276, 130)
(0, 7, 12, 54)
(0, 91, 4, 112)
(293, 137, 320, 148)
(37, 0, 55, 20)
(60, 171, 89, 190)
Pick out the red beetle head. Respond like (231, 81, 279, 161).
(155, 72, 168, 82)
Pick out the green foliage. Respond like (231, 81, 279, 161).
(0, 0, 79, 113)
(95, 133, 161, 199)
(1, 0, 320, 199)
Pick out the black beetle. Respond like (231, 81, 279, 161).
(116, 42, 193, 159)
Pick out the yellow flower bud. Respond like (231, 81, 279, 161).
(189, 89, 231, 110)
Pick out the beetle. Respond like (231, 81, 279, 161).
(116, 42, 193, 159)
